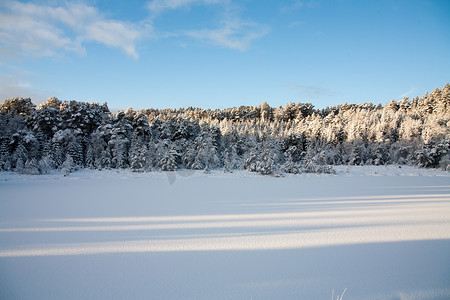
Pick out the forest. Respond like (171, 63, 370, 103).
(0, 84, 449, 175)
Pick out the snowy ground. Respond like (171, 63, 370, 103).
(0, 166, 449, 299)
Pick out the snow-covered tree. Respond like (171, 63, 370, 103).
(24, 158, 40, 175)
(38, 155, 53, 174)
(1, 83, 449, 174)
(192, 128, 220, 172)
(156, 141, 178, 171)
(61, 154, 75, 175)
(0, 97, 35, 117)
(258, 136, 282, 176)
(284, 146, 300, 174)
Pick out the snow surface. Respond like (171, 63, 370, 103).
(0, 166, 449, 299)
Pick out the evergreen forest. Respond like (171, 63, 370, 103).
(1, 84, 449, 175)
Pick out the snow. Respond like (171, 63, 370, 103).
(0, 166, 449, 299)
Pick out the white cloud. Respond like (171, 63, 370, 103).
(187, 18, 269, 51)
(84, 21, 145, 59)
(280, 1, 305, 13)
(0, 1, 149, 59)
(0, 0, 269, 59)
(280, 0, 319, 13)
(0, 4, 84, 57)
(283, 83, 334, 99)
(147, 0, 225, 15)
(147, 0, 269, 51)
(0, 74, 48, 104)
(399, 87, 417, 98)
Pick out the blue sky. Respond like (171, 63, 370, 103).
(1, 0, 449, 111)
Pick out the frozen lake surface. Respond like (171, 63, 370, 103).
(1, 166, 449, 299)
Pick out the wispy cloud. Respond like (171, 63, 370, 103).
(399, 87, 417, 98)
(147, 0, 269, 51)
(287, 20, 304, 29)
(280, 0, 319, 13)
(84, 21, 146, 59)
(147, 0, 226, 15)
(0, 1, 268, 58)
(280, 0, 305, 13)
(283, 83, 334, 100)
(187, 18, 270, 51)
(0, 1, 150, 59)
(0, 74, 49, 103)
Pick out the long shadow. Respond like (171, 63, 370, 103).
(1, 240, 449, 300)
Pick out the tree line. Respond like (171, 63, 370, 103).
(0, 84, 449, 175)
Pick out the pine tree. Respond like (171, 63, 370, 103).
(38, 155, 53, 174)
(13, 143, 28, 171)
(61, 154, 74, 175)
(15, 157, 25, 173)
(158, 146, 177, 171)
(222, 144, 239, 172)
(25, 158, 40, 175)
(245, 147, 260, 173)
(67, 138, 83, 167)
(85, 144, 95, 169)
(0, 97, 35, 117)
(100, 149, 112, 169)
(2, 83, 449, 174)
(183, 141, 197, 169)
(192, 130, 219, 172)
(284, 146, 300, 174)
(130, 144, 149, 172)
(0, 138, 11, 170)
(258, 136, 281, 175)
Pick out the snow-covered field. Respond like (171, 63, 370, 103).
(1, 166, 449, 300)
